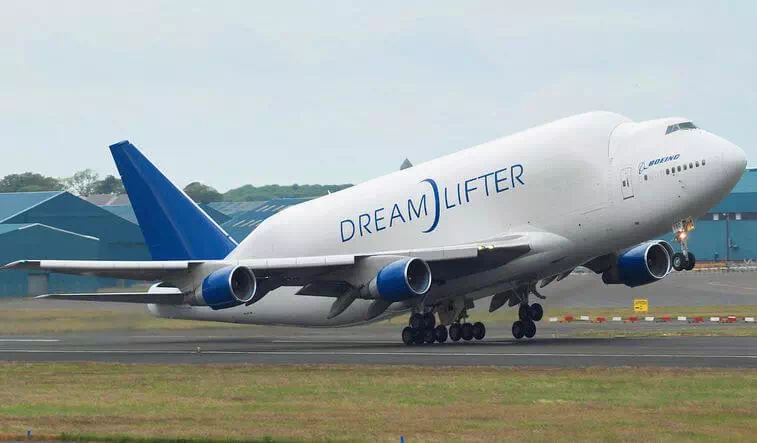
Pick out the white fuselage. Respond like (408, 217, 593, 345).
(150, 111, 746, 326)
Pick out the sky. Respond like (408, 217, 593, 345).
(1, 1, 755, 191)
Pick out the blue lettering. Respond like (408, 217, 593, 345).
(407, 195, 427, 220)
(494, 168, 509, 192)
(444, 186, 456, 209)
(358, 213, 372, 236)
(389, 203, 405, 227)
(478, 172, 494, 196)
(464, 178, 478, 203)
(511, 164, 525, 186)
(374, 207, 386, 232)
(456, 183, 462, 205)
(340, 219, 355, 242)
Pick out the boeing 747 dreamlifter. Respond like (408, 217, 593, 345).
(3, 112, 747, 344)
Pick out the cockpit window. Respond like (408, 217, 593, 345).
(666, 121, 698, 135)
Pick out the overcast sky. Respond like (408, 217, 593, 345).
(1, 1, 755, 191)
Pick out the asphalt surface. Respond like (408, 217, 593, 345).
(1, 323, 754, 368)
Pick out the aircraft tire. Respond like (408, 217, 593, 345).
(512, 321, 525, 339)
(472, 322, 486, 340)
(449, 324, 462, 342)
(401, 327, 415, 346)
(672, 252, 686, 271)
(530, 303, 544, 321)
(434, 325, 448, 343)
(524, 320, 536, 338)
(518, 304, 531, 321)
(461, 323, 474, 341)
(410, 313, 424, 329)
(422, 328, 436, 344)
(685, 252, 696, 271)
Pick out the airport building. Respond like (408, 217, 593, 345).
(0, 169, 754, 297)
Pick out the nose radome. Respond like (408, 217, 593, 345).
(723, 139, 747, 180)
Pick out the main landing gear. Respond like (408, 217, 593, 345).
(672, 218, 696, 271)
(401, 311, 486, 346)
(511, 302, 542, 340)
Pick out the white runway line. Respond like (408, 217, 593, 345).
(0, 338, 60, 343)
(0, 348, 755, 359)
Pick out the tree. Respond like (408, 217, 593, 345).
(0, 172, 63, 192)
(184, 182, 222, 203)
(92, 175, 125, 195)
(60, 169, 100, 196)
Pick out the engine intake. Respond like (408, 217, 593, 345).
(201, 266, 257, 310)
(364, 258, 432, 302)
(602, 241, 671, 287)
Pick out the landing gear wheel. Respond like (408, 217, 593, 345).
(422, 328, 435, 344)
(449, 324, 462, 342)
(672, 252, 686, 271)
(423, 312, 436, 329)
(461, 323, 474, 341)
(524, 320, 536, 339)
(512, 321, 525, 339)
(530, 303, 544, 322)
(518, 304, 531, 321)
(685, 252, 696, 271)
(401, 327, 415, 346)
(472, 322, 486, 340)
(410, 313, 424, 329)
(434, 325, 448, 343)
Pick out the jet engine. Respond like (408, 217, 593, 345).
(363, 257, 432, 301)
(199, 265, 257, 310)
(602, 241, 671, 287)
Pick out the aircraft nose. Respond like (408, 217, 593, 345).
(722, 139, 747, 181)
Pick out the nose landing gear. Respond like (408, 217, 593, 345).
(672, 218, 696, 271)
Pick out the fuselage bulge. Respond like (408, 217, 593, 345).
(148, 111, 746, 326)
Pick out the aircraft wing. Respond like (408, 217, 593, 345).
(2, 234, 532, 291)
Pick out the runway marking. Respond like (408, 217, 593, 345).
(708, 282, 757, 292)
(0, 349, 754, 359)
(0, 338, 60, 343)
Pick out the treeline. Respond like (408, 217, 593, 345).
(0, 171, 352, 203)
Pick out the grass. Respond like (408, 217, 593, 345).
(0, 306, 241, 335)
(0, 363, 754, 442)
(0, 300, 753, 336)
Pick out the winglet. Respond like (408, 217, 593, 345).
(110, 141, 237, 260)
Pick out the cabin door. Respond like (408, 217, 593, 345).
(620, 167, 634, 200)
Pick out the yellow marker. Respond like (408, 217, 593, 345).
(633, 298, 649, 313)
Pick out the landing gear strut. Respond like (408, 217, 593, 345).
(672, 218, 696, 271)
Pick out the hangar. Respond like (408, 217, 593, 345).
(0, 191, 149, 296)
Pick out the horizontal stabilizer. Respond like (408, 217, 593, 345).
(36, 292, 185, 304)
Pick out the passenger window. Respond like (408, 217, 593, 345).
(689, 162, 693, 169)
(622, 180, 627, 187)
(696, 161, 700, 167)
(683, 164, 687, 170)
(666, 168, 670, 175)
(644, 174, 648, 181)
(677, 166, 681, 172)
(702, 159, 706, 166)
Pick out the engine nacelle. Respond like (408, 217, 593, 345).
(201, 265, 257, 310)
(602, 241, 671, 287)
(364, 257, 432, 302)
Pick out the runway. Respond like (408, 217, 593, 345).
(1, 323, 754, 368)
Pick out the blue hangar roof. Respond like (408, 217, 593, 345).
(0, 191, 62, 222)
(221, 198, 310, 242)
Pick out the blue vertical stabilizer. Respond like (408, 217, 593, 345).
(110, 141, 237, 260)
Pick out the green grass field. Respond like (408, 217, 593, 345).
(0, 363, 754, 442)
(0, 301, 754, 336)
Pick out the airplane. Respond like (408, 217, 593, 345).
(2, 111, 747, 345)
